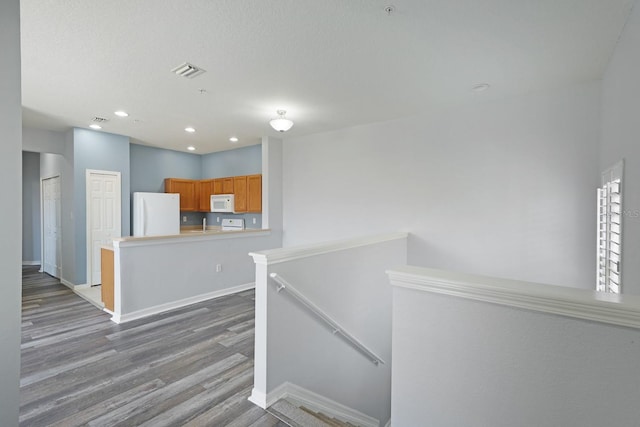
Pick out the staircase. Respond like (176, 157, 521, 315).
(267, 399, 359, 427)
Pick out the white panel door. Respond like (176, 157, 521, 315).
(87, 171, 121, 286)
(42, 176, 61, 278)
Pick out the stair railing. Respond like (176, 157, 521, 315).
(269, 272, 386, 366)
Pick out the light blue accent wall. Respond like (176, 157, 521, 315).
(73, 128, 131, 285)
(22, 151, 41, 263)
(201, 144, 262, 177)
(130, 143, 202, 192)
(130, 143, 203, 225)
(202, 144, 263, 229)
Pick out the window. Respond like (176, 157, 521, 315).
(597, 161, 623, 294)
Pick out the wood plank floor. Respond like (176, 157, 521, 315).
(20, 266, 287, 427)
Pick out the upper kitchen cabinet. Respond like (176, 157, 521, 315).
(213, 179, 223, 195)
(234, 176, 247, 212)
(222, 177, 234, 194)
(247, 174, 262, 213)
(164, 178, 197, 211)
(213, 177, 234, 195)
(198, 179, 215, 212)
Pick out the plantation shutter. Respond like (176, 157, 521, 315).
(597, 168, 622, 293)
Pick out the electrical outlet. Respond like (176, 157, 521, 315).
(182, 216, 187, 223)
(252, 218, 256, 225)
(216, 217, 220, 223)
(216, 264, 222, 272)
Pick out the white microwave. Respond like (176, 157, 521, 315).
(211, 194, 235, 213)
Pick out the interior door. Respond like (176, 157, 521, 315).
(42, 176, 61, 278)
(87, 171, 121, 286)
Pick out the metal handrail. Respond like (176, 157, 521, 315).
(269, 272, 385, 366)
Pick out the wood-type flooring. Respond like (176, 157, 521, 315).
(20, 266, 287, 427)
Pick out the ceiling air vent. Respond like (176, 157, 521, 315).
(171, 62, 206, 79)
(92, 116, 109, 123)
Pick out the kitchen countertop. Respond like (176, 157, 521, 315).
(113, 226, 269, 243)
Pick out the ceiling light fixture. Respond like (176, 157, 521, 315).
(89, 124, 102, 130)
(472, 83, 491, 92)
(114, 110, 129, 117)
(187, 146, 196, 151)
(185, 127, 196, 133)
(269, 110, 294, 132)
(229, 137, 239, 143)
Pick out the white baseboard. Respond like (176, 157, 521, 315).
(248, 388, 268, 409)
(384, 419, 391, 427)
(22, 261, 40, 266)
(74, 283, 90, 290)
(60, 278, 75, 289)
(111, 282, 256, 324)
(254, 381, 379, 427)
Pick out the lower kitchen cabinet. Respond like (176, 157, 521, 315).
(101, 247, 114, 311)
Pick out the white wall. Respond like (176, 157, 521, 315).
(600, 0, 640, 295)
(0, 0, 22, 423)
(250, 233, 407, 426)
(283, 82, 600, 288)
(390, 267, 640, 427)
(23, 127, 65, 154)
(114, 232, 281, 321)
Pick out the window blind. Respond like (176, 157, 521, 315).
(597, 179, 621, 294)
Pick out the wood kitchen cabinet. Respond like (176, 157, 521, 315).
(247, 174, 262, 213)
(222, 177, 234, 194)
(212, 177, 234, 195)
(233, 176, 247, 212)
(101, 247, 114, 312)
(197, 179, 215, 211)
(164, 178, 197, 211)
(213, 179, 223, 195)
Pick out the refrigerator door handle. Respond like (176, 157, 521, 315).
(142, 199, 147, 236)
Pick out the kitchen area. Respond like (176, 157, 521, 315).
(97, 140, 282, 324)
(25, 130, 284, 325)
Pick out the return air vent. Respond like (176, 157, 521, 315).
(171, 62, 206, 79)
(92, 116, 109, 123)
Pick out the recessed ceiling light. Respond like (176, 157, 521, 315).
(185, 127, 196, 133)
(114, 110, 129, 117)
(229, 137, 239, 143)
(89, 124, 102, 130)
(472, 83, 491, 92)
(187, 146, 196, 151)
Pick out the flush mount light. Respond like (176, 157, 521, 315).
(185, 127, 196, 133)
(269, 110, 294, 132)
(89, 124, 102, 130)
(472, 83, 491, 92)
(114, 110, 129, 117)
(229, 137, 239, 143)
(187, 146, 196, 151)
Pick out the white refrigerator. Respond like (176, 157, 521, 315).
(133, 192, 180, 237)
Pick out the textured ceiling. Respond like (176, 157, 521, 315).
(20, 0, 635, 153)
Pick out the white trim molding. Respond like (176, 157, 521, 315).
(111, 282, 255, 324)
(250, 232, 408, 266)
(21, 261, 40, 266)
(387, 266, 640, 329)
(250, 382, 379, 427)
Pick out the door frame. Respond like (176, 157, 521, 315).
(86, 169, 121, 287)
(40, 175, 62, 278)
